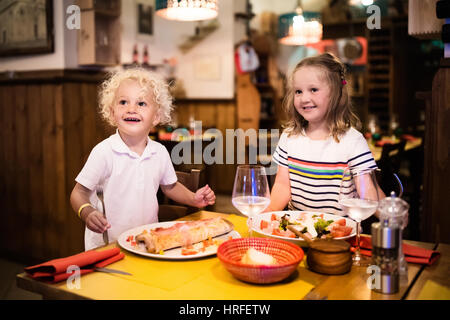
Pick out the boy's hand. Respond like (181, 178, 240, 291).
(193, 184, 216, 208)
(85, 210, 111, 234)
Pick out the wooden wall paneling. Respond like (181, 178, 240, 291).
(172, 101, 188, 128)
(0, 70, 110, 262)
(217, 102, 236, 193)
(215, 102, 235, 132)
(41, 84, 61, 260)
(423, 66, 450, 244)
(2, 86, 17, 256)
(80, 83, 99, 159)
(93, 84, 114, 144)
(0, 87, 6, 247)
(204, 102, 222, 192)
(53, 85, 68, 258)
(13, 85, 29, 258)
(63, 83, 85, 254)
(26, 85, 45, 262)
(195, 103, 217, 128)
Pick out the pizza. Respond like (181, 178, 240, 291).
(135, 217, 233, 253)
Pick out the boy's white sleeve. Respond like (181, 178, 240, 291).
(159, 146, 178, 186)
(75, 144, 108, 191)
(272, 131, 289, 168)
(347, 134, 378, 173)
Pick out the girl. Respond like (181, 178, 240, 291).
(265, 53, 378, 216)
(70, 68, 215, 250)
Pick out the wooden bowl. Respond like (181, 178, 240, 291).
(217, 237, 304, 284)
(306, 239, 352, 275)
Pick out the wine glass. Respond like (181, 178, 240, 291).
(339, 167, 380, 266)
(232, 165, 270, 237)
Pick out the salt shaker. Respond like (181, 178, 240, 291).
(378, 191, 409, 282)
(371, 220, 400, 294)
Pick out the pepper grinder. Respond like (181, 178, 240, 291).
(378, 191, 410, 283)
(371, 220, 400, 294)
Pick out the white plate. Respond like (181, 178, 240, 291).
(252, 211, 357, 246)
(117, 221, 241, 260)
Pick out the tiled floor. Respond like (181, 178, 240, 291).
(0, 193, 236, 300)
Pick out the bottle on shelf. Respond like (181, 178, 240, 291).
(142, 45, 150, 67)
(132, 44, 139, 66)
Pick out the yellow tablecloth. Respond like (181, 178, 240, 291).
(417, 280, 450, 300)
(55, 213, 315, 300)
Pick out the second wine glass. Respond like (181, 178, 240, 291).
(339, 167, 380, 266)
(231, 165, 270, 237)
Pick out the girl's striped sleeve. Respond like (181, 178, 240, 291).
(273, 131, 289, 167)
(347, 135, 378, 173)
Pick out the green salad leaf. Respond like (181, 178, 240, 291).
(314, 218, 334, 238)
(279, 214, 291, 231)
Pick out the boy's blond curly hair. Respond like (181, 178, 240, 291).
(98, 68, 173, 127)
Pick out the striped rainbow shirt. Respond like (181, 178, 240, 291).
(273, 128, 377, 216)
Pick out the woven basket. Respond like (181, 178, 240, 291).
(217, 237, 304, 284)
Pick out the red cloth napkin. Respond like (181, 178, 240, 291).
(401, 134, 419, 142)
(24, 248, 124, 283)
(348, 235, 440, 266)
(375, 139, 396, 147)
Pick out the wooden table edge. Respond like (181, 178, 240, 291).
(16, 272, 89, 300)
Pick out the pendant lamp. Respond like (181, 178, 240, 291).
(156, 0, 218, 22)
(278, 0, 323, 46)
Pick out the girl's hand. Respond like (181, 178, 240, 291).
(85, 210, 111, 234)
(193, 184, 216, 208)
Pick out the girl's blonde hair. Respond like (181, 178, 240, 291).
(283, 52, 361, 142)
(99, 68, 173, 126)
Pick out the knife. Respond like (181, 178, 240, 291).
(94, 267, 132, 276)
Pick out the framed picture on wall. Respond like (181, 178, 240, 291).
(0, 0, 54, 57)
(137, 1, 153, 36)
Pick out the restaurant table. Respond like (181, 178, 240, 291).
(369, 137, 422, 162)
(16, 210, 448, 300)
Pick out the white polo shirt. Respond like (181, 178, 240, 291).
(75, 131, 177, 250)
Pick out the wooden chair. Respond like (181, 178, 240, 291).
(363, 142, 406, 234)
(376, 140, 407, 196)
(158, 169, 201, 222)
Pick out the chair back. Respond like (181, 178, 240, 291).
(377, 140, 406, 196)
(378, 140, 406, 173)
(158, 169, 201, 222)
(175, 169, 201, 192)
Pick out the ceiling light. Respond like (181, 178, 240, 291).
(278, 1, 323, 46)
(156, 0, 218, 22)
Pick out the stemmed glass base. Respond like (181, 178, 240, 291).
(352, 220, 372, 267)
(246, 215, 254, 237)
(352, 252, 373, 267)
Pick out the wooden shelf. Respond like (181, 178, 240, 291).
(77, 0, 121, 66)
(78, 0, 120, 16)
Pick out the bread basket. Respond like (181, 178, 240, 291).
(217, 237, 304, 284)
